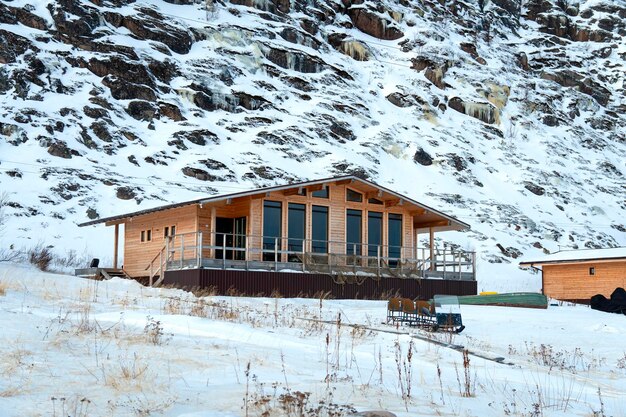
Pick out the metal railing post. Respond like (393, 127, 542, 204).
(458, 251, 462, 280)
(443, 250, 446, 279)
(149, 261, 153, 286)
(353, 243, 356, 274)
(165, 237, 170, 269)
(245, 235, 249, 270)
(377, 245, 381, 277)
(180, 235, 184, 269)
(197, 231, 203, 268)
(222, 234, 226, 269)
(274, 238, 278, 271)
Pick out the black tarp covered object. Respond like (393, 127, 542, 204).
(590, 287, 626, 314)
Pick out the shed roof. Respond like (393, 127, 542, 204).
(78, 175, 470, 231)
(519, 247, 626, 266)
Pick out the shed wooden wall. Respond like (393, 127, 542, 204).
(123, 205, 198, 277)
(543, 260, 626, 301)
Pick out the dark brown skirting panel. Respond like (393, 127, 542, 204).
(162, 269, 477, 300)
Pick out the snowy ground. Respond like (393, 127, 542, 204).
(0, 263, 625, 417)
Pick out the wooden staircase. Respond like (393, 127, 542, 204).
(100, 269, 131, 280)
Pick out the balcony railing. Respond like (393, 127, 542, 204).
(146, 231, 476, 286)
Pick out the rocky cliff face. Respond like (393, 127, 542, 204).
(0, 0, 624, 287)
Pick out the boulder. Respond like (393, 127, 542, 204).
(0, 4, 48, 30)
(448, 97, 498, 124)
(411, 57, 449, 89)
(48, 141, 74, 159)
(0, 30, 35, 64)
(414, 148, 433, 166)
(541, 70, 610, 106)
(347, 7, 404, 40)
(182, 167, 216, 181)
(86, 57, 155, 87)
(126, 101, 158, 121)
(159, 102, 185, 121)
(264, 46, 326, 73)
(524, 182, 545, 196)
(116, 186, 136, 200)
(102, 76, 157, 101)
(172, 130, 219, 146)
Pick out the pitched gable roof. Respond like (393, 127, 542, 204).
(78, 175, 470, 231)
(520, 247, 626, 266)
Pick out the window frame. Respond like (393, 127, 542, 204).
(311, 186, 329, 199)
(346, 188, 363, 203)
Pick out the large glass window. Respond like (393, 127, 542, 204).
(311, 205, 328, 253)
(346, 189, 363, 202)
(263, 201, 282, 261)
(367, 212, 382, 257)
(288, 203, 305, 261)
(311, 186, 329, 198)
(388, 213, 403, 262)
(346, 209, 362, 255)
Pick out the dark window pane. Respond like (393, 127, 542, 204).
(346, 209, 362, 254)
(164, 227, 169, 238)
(311, 186, 329, 198)
(388, 213, 402, 261)
(368, 198, 383, 205)
(263, 201, 282, 261)
(288, 203, 305, 261)
(141, 231, 145, 242)
(147, 230, 151, 241)
(171, 225, 176, 236)
(368, 212, 382, 257)
(346, 189, 363, 202)
(312, 205, 328, 253)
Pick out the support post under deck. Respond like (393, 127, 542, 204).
(113, 224, 119, 270)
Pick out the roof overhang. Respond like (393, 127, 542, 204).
(78, 175, 470, 231)
(520, 257, 626, 267)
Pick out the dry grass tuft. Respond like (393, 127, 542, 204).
(0, 280, 8, 296)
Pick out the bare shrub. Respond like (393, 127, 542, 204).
(0, 280, 8, 296)
(28, 243, 54, 271)
(144, 316, 168, 345)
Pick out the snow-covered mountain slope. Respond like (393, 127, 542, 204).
(0, 0, 624, 289)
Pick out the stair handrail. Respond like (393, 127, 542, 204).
(145, 245, 167, 286)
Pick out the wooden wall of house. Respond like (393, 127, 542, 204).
(123, 205, 198, 277)
(543, 261, 626, 301)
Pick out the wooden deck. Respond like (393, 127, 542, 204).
(145, 231, 476, 286)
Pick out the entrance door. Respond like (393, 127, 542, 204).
(215, 217, 234, 260)
(215, 217, 247, 260)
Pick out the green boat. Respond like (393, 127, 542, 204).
(456, 292, 548, 309)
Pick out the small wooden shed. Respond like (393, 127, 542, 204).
(520, 248, 626, 302)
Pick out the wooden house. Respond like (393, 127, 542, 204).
(520, 248, 626, 302)
(78, 176, 477, 299)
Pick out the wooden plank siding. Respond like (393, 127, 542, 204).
(543, 260, 626, 301)
(123, 205, 198, 277)
(121, 180, 441, 278)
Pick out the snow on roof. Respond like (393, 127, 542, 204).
(520, 247, 626, 265)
